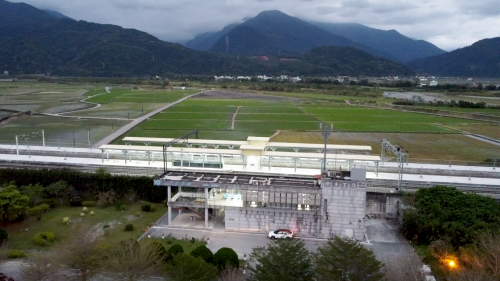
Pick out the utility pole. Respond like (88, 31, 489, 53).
(320, 122, 333, 172)
(86, 126, 90, 146)
(15, 135, 19, 155)
(73, 131, 76, 148)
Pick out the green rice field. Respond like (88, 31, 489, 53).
(0, 82, 198, 146)
(1, 82, 498, 163)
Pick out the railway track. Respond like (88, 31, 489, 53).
(1, 161, 500, 197)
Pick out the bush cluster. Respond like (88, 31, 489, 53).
(7, 250, 27, 259)
(190, 245, 213, 263)
(82, 201, 97, 207)
(32, 232, 56, 246)
(115, 203, 127, 211)
(213, 247, 239, 270)
(124, 224, 134, 231)
(141, 203, 156, 212)
(0, 168, 166, 202)
(70, 197, 83, 207)
(42, 198, 56, 208)
(165, 244, 184, 262)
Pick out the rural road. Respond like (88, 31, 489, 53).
(92, 91, 203, 148)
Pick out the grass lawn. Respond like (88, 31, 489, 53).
(3, 202, 166, 251)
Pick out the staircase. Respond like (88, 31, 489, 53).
(177, 196, 206, 219)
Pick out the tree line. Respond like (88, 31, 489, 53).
(402, 186, 500, 280)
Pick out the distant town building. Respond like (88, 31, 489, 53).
(257, 75, 272, 81)
(429, 80, 438, 86)
(214, 76, 234, 81)
(3, 71, 8, 76)
(236, 76, 251, 80)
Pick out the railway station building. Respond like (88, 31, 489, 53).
(100, 136, 380, 240)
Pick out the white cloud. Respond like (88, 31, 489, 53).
(9, 0, 500, 50)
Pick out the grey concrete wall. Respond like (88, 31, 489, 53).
(224, 208, 318, 236)
(320, 179, 366, 240)
(224, 179, 369, 240)
(366, 192, 402, 219)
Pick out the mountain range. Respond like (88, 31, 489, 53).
(0, 0, 498, 78)
(406, 38, 500, 77)
(0, 0, 412, 77)
(185, 10, 445, 63)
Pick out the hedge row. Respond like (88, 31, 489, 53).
(0, 168, 167, 202)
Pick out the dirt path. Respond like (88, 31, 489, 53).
(231, 106, 241, 130)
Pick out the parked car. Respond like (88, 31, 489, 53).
(268, 229, 293, 239)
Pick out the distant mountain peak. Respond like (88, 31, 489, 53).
(185, 9, 444, 62)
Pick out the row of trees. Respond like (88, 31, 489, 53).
(0, 168, 167, 204)
(16, 225, 240, 281)
(0, 178, 126, 224)
(16, 231, 384, 281)
(247, 237, 384, 281)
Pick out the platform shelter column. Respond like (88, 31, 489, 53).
(205, 188, 209, 228)
(167, 186, 172, 225)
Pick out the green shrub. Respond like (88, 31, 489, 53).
(0, 229, 8, 245)
(82, 207, 88, 213)
(190, 245, 213, 263)
(149, 241, 167, 259)
(42, 198, 56, 209)
(165, 244, 184, 263)
(82, 201, 97, 207)
(7, 250, 27, 259)
(115, 203, 127, 211)
(150, 205, 156, 212)
(124, 224, 134, 231)
(213, 247, 239, 270)
(32, 232, 55, 246)
(62, 217, 70, 224)
(70, 197, 83, 207)
(141, 203, 151, 212)
(166, 240, 173, 245)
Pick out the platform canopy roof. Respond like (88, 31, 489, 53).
(262, 151, 381, 161)
(99, 144, 242, 155)
(122, 137, 246, 146)
(100, 136, 380, 162)
(122, 137, 371, 152)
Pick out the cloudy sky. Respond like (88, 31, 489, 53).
(11, 0, 500, 51)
